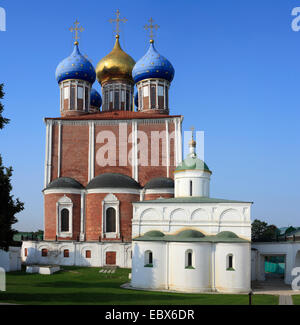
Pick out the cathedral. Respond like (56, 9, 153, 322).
(22, 13, 252, 293)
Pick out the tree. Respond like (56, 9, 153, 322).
(251, 219, 278, 242)
(0, 84, 9, 129)
(0, 84, 24, 250)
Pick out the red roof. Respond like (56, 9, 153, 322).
(45, 111, 182, 121)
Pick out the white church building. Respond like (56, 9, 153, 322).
(130, 137, 252, 293)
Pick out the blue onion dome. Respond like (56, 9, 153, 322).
(134, 92, 138, 108)
(56, 43, 96, 84)
(90, 88, 102, 108)
(132, 40, 175, 84)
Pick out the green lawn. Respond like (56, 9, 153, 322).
(0, 266, 278, 305)
(291, 295, 300, 305)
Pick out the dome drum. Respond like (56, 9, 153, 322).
(136, 79, 170, 113)
(59, 79, 92, 117)
(96, 36, 135, 112)
(101, 82, 133, 112)
(56, 43, 96, 117)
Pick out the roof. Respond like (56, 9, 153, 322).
(45, 111, 182, 121)
(44, 177, 84, 190)
(86, 173, 141, 190)
(134, 230, 249, 243)
(132, 41, 175, 83)
(144, 177, 174, 189)
(134, 196, 253, 204)
(175, 153, 211, 173)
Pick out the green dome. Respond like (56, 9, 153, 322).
(177, 229, 205, 238)
(175, 154, 211, 173)
(143, 231, 165, 238)
(216, 231, 239, 239)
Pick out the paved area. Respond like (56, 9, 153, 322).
(279, 295, 293, 305)
(252, 278, 300, 296)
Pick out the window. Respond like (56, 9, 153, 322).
(185, 250, 194, 269)
(106, 207, 116, 233)
(150, 85, 156, 108)
(77, 86, 83, 99)
(64, 249, 69, 258)
(64, 87, 69, 99)
(190, 181, 193, 196)
(24, 248, 28, 257)
(143, 86, 149, 97)
(144, 250, 153, 267)
(70, 85, 75, 109)
(41, 249, 48, 257)
(61, 209, 69, 232)
(114, 90, 119, 110)
(85, 87, 89, 111)
(86, 250, 91, 258)
(227, 254, 234, 271)
(126, 91, 130, 111)
(158, 85, 164, 96)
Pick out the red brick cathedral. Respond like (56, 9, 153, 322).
(36, 19, 183, 267)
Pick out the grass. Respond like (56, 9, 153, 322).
(0, 266, 278, 305)
(292, 295, 300, 305)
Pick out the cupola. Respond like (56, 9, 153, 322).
(55, 20, 96, 117)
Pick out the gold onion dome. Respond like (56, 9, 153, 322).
(96, 35, 135, 85)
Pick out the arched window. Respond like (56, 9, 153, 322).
(63, 249, 69, 258)
(61, 209, 69, 232)
(41, 249, 48, 257)
(185, 249, 194, 269)
(144, 250, 153, 267)
(106, 207, 116, 233)
(227, 254, 234, 270)
(86, 250, 91, 258)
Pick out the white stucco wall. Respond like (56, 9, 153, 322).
(132, 202, 251, 241)
(131, 241, 166, 289)
(0, 247, 21, 272)
(214, 243, 251, 293)
(22, 241, 132, 268)
(252, 242, 300, 285)
(175, 170, 211, 198)
(168, 242, 211, 292)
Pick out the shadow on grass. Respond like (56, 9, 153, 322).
(0, 291, 253, 305)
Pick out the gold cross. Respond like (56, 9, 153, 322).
(69, 20, 84, 45)
(109, 9, 127, 36)
(144, 18, 160, 41)
(190, 126, 195, 138)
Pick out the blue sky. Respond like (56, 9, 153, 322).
(0, 0, 299, 231)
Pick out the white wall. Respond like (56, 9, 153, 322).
(175, 170, 211, 198)
(132, 202, 252, 240)
(214, 243, 251, 293)
(169, 242, 211, 292)
(22, 241, 132, 268)
(131, 241, 166, 290)
(0, 247, 21, 272)
(252, 242, 300, 285)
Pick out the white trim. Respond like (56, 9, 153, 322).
(86, 188, 140, 195)
(144, 188, 174, 195)
(57, 121, 62, 178)
(43, 188, 83, 195)
(88, 121, 95, 182)
(102, 194, 120, 239)
(80, 191, 85, 241)
(56, 195, 73, 238)
(166, 120, 170, 177)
